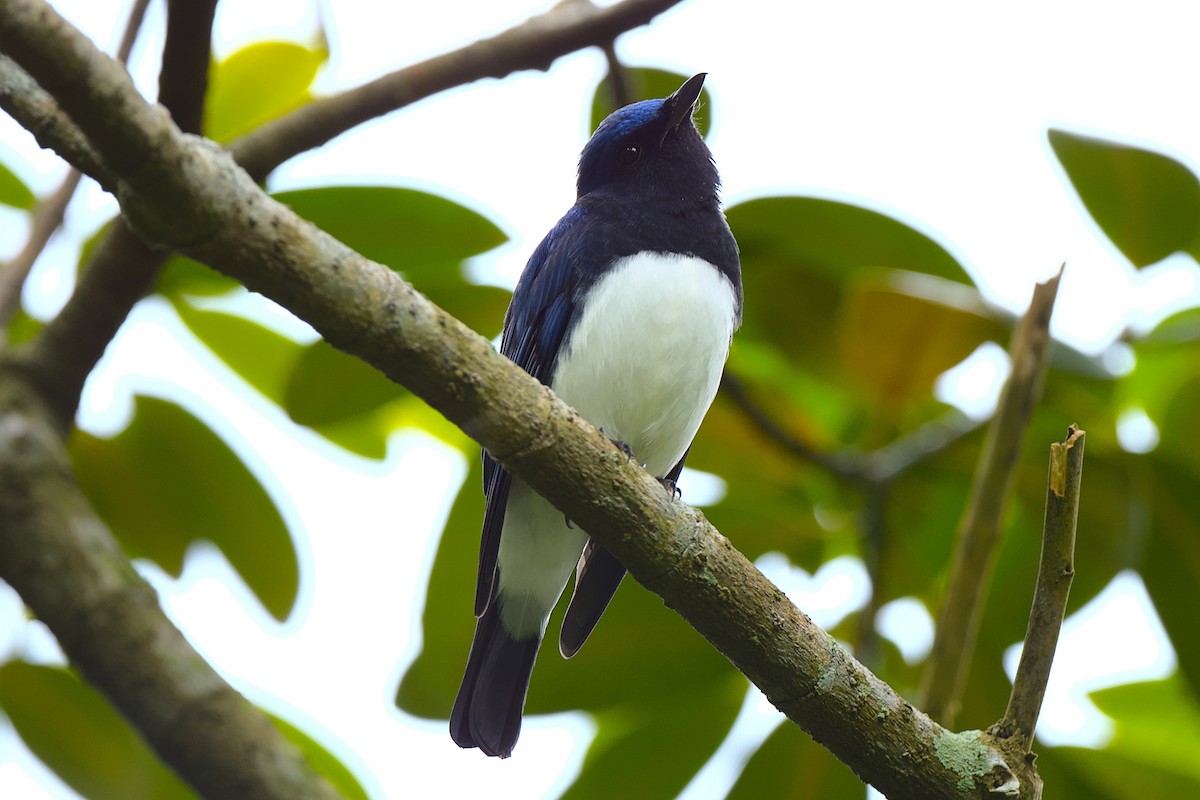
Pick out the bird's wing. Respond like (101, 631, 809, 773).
(559, 451, 689, 657)
(474, 209, 591, 616)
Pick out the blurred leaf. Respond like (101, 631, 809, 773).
(1139, 304, 1200, 345)
(284, 339, 405, 427)
(687, 391, 830, 568)
(1092, 676, 1200, 777)
(274, 186, 509, 335)
(69, 395, 299, 621)
(268, 186, 507, 456)
(1039, 678, 1200, 798)
(561, 680, 743, 800)
(269, 714, 369, 800)
(205, 41, 326, 142)
(157, 254, 241, 298)
(1035, 746, 1122, 799)
(6, 304, 44, 345)
(398, 458, 737, 718)
(1142, 456, 1200, 698)
(727, 196, 969, 378)
(75, 216, 239, 298)
(1048, 129, 1200, 266)
(0, 160, 35, 209)
(838, 269, 1004, 410)
(172, 297, 304, 407)
(727, 720, 865, 799)
(590, 67, 713, 138)
(0, 661, 196, 799)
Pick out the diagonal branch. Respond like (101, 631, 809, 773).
(0, 3, 1039, 796)
(0, 368, 341, 800)
(228, 0, 686, 181)
(921, 268, 1063, 726)
(15, 0, 218, 428)
(0, 0, 148, 329)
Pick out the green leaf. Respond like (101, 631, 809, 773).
(284, 339, 405, 426)
(1139, 304, 1200, 345)
(1039, 678, 1200, 798)
(172, 298, 304, 407)
(727, 196, 969, 377)
(590, 67, 713, 138)
(727, 720, 865, 799)
(685, 391, 830, 567)
(398, 459, 737, 719)
(205, 41, 327, 142)
(5, 303, 44, 345)
(274, 186, 509, 335)
(1048, 129, 1200, 266)
(1092, 677, 1200, 778)
(837, 269, 1004, 410)
(269, 714, 369, 800)
(68, 395, 299, 621)
(560, 680, 744, 800)
(157, 254, 241, 298)
(0, 661, 196, 799)
(1142, 456, 1200, 698)
(0, 159, 35, 209)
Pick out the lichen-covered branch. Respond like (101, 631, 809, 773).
(921, 268, 1063, 726)
(0, 2, 1040, 795)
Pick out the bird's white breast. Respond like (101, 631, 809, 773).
(551, 252, 738, 477)
(495, 252, 737, 637)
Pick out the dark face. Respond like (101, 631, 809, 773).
(576, 78, 719, 205)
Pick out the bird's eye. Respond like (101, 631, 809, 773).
(617, 144, 642, 167)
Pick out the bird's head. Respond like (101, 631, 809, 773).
(576, 73, 718, 204)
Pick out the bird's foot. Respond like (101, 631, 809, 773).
(605, 433, 636, 461)
(658, 476, 682, 499)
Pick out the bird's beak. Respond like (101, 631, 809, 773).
(662, 73, 706, 142)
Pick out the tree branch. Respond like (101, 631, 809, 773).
(0, 55, 114, 190)
(0, 169, 82, 330)
(0, 367, 341, 800)
(921, 268, 1063, 726)
(0, 3, 1037, 795)
(8, 0, 215, 427)
(998, 424, 1084, 752)
(0, 0, 148, 330)
(227, 0, 687, 181)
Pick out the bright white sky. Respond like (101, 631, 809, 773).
(0, 0, 1191, 798)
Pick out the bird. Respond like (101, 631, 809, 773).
(450, 73, 742, 758)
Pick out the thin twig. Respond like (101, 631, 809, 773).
(600, 41, 633, 109)
(0, 0, 149, 330)
(17, 0, 217, 426)
(719, 370, 869, 481)
(228, 0, 686, 181)
(998, 425, 1084, 752)
(0, 171, 82, 330)
(921, 266, 1064, 726)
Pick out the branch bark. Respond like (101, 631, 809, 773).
(921, 268, 1063, 726)
(227, 0, 686, 181)
(998, 425, 1085, 752)
(0, 0, 149, 326)
(0, 368, 342, 800)
(0, 2, 1039, 796)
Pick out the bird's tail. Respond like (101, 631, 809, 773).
(450, 597, 540, 758)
